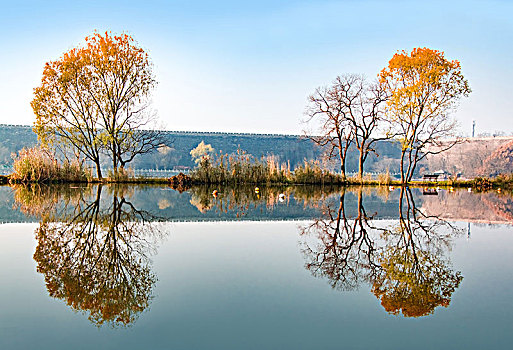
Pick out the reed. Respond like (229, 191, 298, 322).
(10, 147, 90, 183)
(106, 167, 134, 182)
(191, 150, 291, 184)
(377, 169, 392, 186)
(190, 151, 345, 185)
(292, 160, 345, 185)
(492, 174, 513, 189)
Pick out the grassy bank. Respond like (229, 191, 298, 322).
(189, 156, 391, 186)
(3, 172, 513, 190)
(188, 156, 513, 190)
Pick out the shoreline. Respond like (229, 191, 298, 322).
(1, 173, 510, 190)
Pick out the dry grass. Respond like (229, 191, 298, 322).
(191, 151, 291, 184)
(190, 151, 345, 185)
(10, 147, 90, 183)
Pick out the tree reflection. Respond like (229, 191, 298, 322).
(12, 183, 93, 218)
(300, 187, 464, 317)
(300, 188, 380, 290)
(372, 188, 463, 317)
(31, 185, 164, 327)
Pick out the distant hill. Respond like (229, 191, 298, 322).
(423, 137, 513, 178)
(0, 124, 402, 174)
(479, 140, 513, 176)
(0, 125, 38, 174)
(2, 123, 512, 177)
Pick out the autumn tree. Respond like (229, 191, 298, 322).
(32, 31, 164, 179)
(379, 48, 471, 183)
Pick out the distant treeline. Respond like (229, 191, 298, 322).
(0, 124, 402, 174)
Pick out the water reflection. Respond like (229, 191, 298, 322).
(372, 188, 464, 317)
(187, 185, 345, 217)
(7, 184, 512, 224)
(299, 189, 380, 291)
(12, 183, 93, 218)
(6, 183, 513, 324)
(421, 189, 513, 224)
(18, 185, 165, 327)
(300, 187, 464, 317)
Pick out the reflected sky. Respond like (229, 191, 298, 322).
(1, 220, 512, 349)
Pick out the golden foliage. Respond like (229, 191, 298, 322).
(30, 186, 163, 327)
(31, 31, 156, 178)
(380, 48, 470, 125)
(372, 246, 463, 317)
(380, 48, 471, 182)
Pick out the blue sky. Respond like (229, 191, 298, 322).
(1, 0, 511, 134)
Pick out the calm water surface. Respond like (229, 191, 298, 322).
(0, 184, 512, 349)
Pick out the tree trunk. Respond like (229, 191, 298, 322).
(338, 146, 346, 178)
(407, 155, 418, 183)
(400, 149, 406, 184)
(95, 159, 103, 180)
(358, 148, 365, 181)
(112, 144, 117, 177)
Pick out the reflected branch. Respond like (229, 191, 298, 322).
(31, 185, 166, 327)
(371, 188, 464, 317)
(300, 188, 381, 291)
(300, 187, 464, 317)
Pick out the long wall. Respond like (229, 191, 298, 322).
(0, 124, 402, 174)
(4, 124, 512, 176)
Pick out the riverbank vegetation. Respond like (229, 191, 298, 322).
(10, 146, 90, 183)
(7, 146, 172, 184)
(5, 145, 513, 189)
(188, 150, 391, 186)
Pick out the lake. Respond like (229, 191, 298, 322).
(0, 184, 512, 349)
